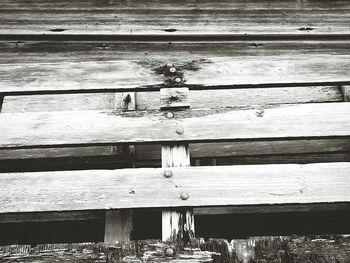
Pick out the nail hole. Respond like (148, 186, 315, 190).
(298, 27, 314, 31)
(49, 28, 67, 32)
(164, 29, 177, 32)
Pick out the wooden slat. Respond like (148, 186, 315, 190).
(0, 210, 104, 224)
(0, 162, 349, 213)
(0, 0, 349, 36)
(0, 103, 349, 149)
(0, 41, 350, 95)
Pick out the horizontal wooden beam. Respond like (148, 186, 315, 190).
(1, 103, 349, 149)
(0, 162, 349, 213)
(0, 210, 104, 224)
(0, 41, 350, 95)
(0, 0, 349, 36)
(0, 236, 349, 262)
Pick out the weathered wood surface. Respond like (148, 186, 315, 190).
(0, 41, 350, 94)
(0, 162, 349, 213)
(0, 0, 350, 36)
(0, 236, 349, 263)
(1, 103, 349, 149)
(2, 87, 342, 113)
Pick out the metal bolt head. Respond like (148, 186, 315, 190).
(176, 127, 184, 134)
(174, 77, 182, 83)
(170, 92, 178, 100)
(180, 192, 189, 200)
(166, 112, 174, 118)
(163, 170, 173, 178)
(166, 63, 173, 68)
(169, 67, 176, 73)
(165, 247, 175, 257)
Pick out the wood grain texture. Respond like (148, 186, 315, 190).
(0, 0, 349, 36)
(1, 103, 349, 149)
(0, 41, 350, 95)
(0, 236, 349, 263)
(0, 162, 349, 213)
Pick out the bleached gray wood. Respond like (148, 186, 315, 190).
(1, 41, 350, 95)
(161, 145, 195, 242)
(0, 163, 349, 213)
(0, 0, 349, 35)
(1, 103, 349, 149)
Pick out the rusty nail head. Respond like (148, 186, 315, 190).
(164, 170, 173, 178)
(166, 112, 174, 118)
(165, 247, 175, 257)
(166, 63, 173, 68)
(180, 192, 189, 200)
(169, 67, 176, 73)
(176, 127, 184, 134)
(174, 77, 182, 83)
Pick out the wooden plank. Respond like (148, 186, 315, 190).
(0, 86, 343, 162)
(136, 139, 350, 161)
(0, 162, 349, 213)
(1, 103, 350, 149)
(0, 0, 349, 36)
(0, 210, 104, 224)
(0, 41, 350, 95)
(194, 203, 350, 215)
(0, 236, 349, 263)
(1, 87, 343, 114)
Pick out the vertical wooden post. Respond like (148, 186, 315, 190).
(342, 86, 350, 102)
(104, 210, 133, 244)
(104, 92, 136, 244)
(161, 145, 195, 243)
(160, 86, 194, 243)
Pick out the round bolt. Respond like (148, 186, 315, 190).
(170, 92, 178, 100)
(174, 77, 182, 83)
(165, 247, 175, 257)
(166, 63, 173, 68)
(169, 67, 176, 73)
(176, 127, 184, 135)
(163, 170, 173, 178)
(166, 112, 174, 118)
(180, 192, 189, 200)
